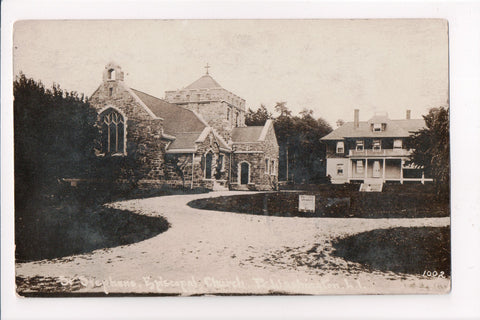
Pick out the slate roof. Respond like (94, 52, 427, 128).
(321, 117, 425, 140)
(130, 89, 206, 135)
(231, 126, 264, 143)
(167, 132, 203, 150)
(185, 74, 222, 89)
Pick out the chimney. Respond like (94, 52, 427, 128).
(406, 109, 411, 120)
(354, 109, 359, 128)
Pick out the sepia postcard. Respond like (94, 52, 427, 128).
(12, 19, 450, 297)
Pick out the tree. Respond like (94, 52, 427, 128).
(14, 73, 98, 207)
(407, 106, 450, 198)
(245, 104, 272, 126)
(274, 101, 291, 117)
(273, 104, 333, 183)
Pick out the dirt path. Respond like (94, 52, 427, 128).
(16, 191, 450, 295)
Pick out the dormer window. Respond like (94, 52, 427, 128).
(373, 139, 381, 151)
(394, 139, 402, 149)
(336, 141, 344, 154)
(373, 123, 382, 132)
(355, 140, 364, 151)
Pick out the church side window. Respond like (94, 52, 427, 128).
(227, 108, 230, 121)
(218, 154, 225, 172)
(101, 108, 125, 155)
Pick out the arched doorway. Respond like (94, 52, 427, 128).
(205, 152, 213, 179)
(240, 162, 250, 185)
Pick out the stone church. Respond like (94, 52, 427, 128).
(89, 62, 279, 190)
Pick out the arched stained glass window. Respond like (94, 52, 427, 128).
(101, 108, 125, 155)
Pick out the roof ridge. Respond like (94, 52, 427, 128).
(130, 88, 170, 103)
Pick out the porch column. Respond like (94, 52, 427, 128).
(400, 159, 404, 184)
(421, 170, 425, 184)
(191, 153, 195, 189)
(349, 160, 353, 182)
(382, 158, 386, 182)
(364, 159, 368, 180)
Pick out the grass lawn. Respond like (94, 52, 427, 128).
(331, 226, 451, 276)
(15, 182, 211, 262)
(187, 188, 449, 218)
(15, 206, 170, 262)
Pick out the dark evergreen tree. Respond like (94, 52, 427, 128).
(273, 104, 333, 183)
(14, 74, 98, 207)
(407, 106, 450, 199)
(245, 104, 272, 126)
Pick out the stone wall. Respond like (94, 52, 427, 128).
(89, 79, 168, 181)
(163, 130, 231, 189)
(231, 123, 279, 191)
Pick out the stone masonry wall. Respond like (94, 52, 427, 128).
(231, 123, 279, 190)
(90, 79, 168, 181)
(163, 130, 230, 189)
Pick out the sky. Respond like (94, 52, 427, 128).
(13, 19, 448, 126)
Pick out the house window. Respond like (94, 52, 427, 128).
(373, 139, 381, 151)
(337, 164, 344, 176)
(356, 160, 364, 174)
(394, 139, 402, 149)
(373, 123, 382, 132)
(336, 141, 344, 154)
(355, 140, 364, 151)
(101, 108, 125, 155)
(265, 158, 270, 174)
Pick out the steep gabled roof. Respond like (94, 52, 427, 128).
(167, 132, 203, 151)
(321, 117, 426, 140)
(166, 127, 231, 153)
(185, 74, 222, 89)
(130, 89, 206, 135)
(231, 126, 264, 143)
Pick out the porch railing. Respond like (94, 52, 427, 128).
(348, 148, 411, 157)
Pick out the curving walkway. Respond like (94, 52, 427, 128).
(16, 191, 450, 295)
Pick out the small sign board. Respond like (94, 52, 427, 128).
(298, 195, 315, 213)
